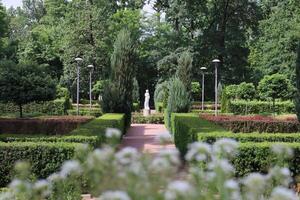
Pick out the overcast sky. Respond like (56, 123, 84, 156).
(2, 0, 155, 15)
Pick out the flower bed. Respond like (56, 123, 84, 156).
(201, 114, 300, 133)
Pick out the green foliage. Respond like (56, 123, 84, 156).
(154, 81, 169, 111)
(132, 102, 139, 112)
(258, 74, 295, 102)
(176, 51, 193, 94)
(228, 100, 295, 115)
(132, 113, 164, 124)
(67, 108, 102, 117)
(236, 82, 256, 100)
(102, 29, 136, 127)
(225, 85, 239, 99)
(191, 82, 200, 101)
(132, 78, 140, 103)
(198, 132, 300, 143)
(296, 42, 300, 121)
(92, 80, 108, 98)
(0, 142, 78, 187)
(165, 78, 191, 129)
(0, 61, 56, 117)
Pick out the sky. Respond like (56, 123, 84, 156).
(1, 0, 155, 15)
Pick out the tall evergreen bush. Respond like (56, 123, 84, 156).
(176, 51, 193, 94)
(296, 42, 300, 121)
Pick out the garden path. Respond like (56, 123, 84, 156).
(120, 124, 176, 154)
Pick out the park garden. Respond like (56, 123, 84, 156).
(0, 0, 300, 199)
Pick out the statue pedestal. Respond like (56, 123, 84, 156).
(143, 109, 150, 117)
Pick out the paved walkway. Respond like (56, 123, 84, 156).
(120, 124, 176, 154)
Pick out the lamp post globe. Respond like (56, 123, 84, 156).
(75, 57, 83, 115)
(212, 59, 220, 116)
(200, 67, 207, 111)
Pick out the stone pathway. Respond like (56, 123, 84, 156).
(120, 124, 176, 154)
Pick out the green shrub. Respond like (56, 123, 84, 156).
(155, 102, 163, 113)
(0, 135, 99, 147)
(228, 100, 295, 115)
(165, 78, 191, 129)
(215, 120, 300, 133)
(0, 117, 91, 135)
(296, 42, 300, 121)
(154, 81, 169, 111)
(71, 113, 125, 143)
(132, 113, 164, 124)
(0, 142, 79, 187)
(198, 132, 300, 143)
(132, 103, 140, 112)
(234, 142, 300, 176)
(67, 108, 102, 117)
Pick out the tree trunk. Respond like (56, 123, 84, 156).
(19, 104, 23, 118)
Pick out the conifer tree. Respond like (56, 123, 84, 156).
(296, 42, 300, 121)
(176, 51, 193, 94)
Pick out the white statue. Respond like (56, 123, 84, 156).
(144, 89, 150, 110)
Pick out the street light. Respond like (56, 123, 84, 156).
(212, 59, 220, 116)
(200, 67, 207, 111)
(87, 64, 94, 110)
(75, 57, 83, 115)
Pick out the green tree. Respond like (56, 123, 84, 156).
(237, 82, 256, 100)
(132, 78, 140, 103)
(176, 51, 193, 94)
(102, 29, 136, 126)
(0, 60, 56, 117)
(296, 42, 300, 121)
(258, 73, 295, 113)
(0, 2, 8, 52)
(191, 82, 200, 101)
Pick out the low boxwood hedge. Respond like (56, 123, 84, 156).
(0, 135, 99, 147)
(0, 142, 79, 187)
(234, 142, 300, 177)
(198, 132, 300, 143)
(67, 108, 102, 117)
(132, 113, 164, 124)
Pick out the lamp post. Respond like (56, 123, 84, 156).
(200, 67, 207, 111)
(87, 64, 94, 110)
(75, 57, 83, 115)
(212, 59, 220, 116)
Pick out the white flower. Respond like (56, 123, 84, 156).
(149, 157, 172, 172)
(225, 179, 241, 200)
(98, 190, 131, 200)
(0, 192, 14, 200)
(164, 181, 195, 200)
(60, 160, 82, 178)
(185, 142, 211, 162)
(268, 167, 292, 187)
(33, 180, 51, 197)
(243, 173, 266, 192)
(9, 179, 31, 192)
(272, 144, 293, 158)
(106, 128, 122, 139)
(87, 147, 114, 167)
(155, 132, 173, 145)
(47, 173, 62, 182)
(270, 187, 298, 200)
(208, 159, 234, 175)
(213, 138, 238, 158)
(157, 148, 180, 166)
(115, 147, 140, 166)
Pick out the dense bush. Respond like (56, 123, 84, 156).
(0, 116, 91, 135)
(0, 135, 99, 147)
(198, 132, 300, 143)
(215, 120, 300, 133)
(154, 81, 168, 112)
(67, 108, 102, 117)
(71, 113, 125, 143)
(227, 100, 295, 114)
(191, 82, 200, 101)
(132, 113, 164, 124)
(165, 78, 191, 129)
(0, 99, 71, 116)
(155, 102, 163, 113)
(176, 51, 193, 94)
(132, 102, 140, 112)
(296, 42, 300, 121)
(0, 142, 79, 187)
(234, 142, 300, 176)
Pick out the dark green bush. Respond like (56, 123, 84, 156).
(132, 113, 164, 124)
(227, 100, 295, 115)
(155, 102, 163, 113)
(0, 135, 99, 147)
(0, 142, 79, 187)
(234, 142, 300, 177)
(217, 120, 300, 133)
(198, 132, 300, 143)
(132, 103, 140, 112)
(71, 113, 126, 143)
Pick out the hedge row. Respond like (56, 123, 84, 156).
(0, 142, 79, 187)
(0, 117, 92, 135)
(0, 135, 99, 147)
(198, 132, 300, 143)
(227, 100, 295, 114)
(67, 108, 102, 117)
(132, 113, 164, 124)
(234, 142, 300, 176)
(216, 120, 300, 133)
(0, 99, 71, 116)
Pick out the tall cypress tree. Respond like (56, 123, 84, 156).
(176, 51, 193, 94)
(102, 29, 136, 127)
(296, 42, 300, 121)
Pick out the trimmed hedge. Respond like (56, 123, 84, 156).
(216, 120, 300, 133)
(198, 132, 300, 143)
(0, 142, 79, 187)
(227, 100, 295, 115)
(0, 99, 71, 116)
(71, 113, 126, 143)
(0, 117, 92, 135)
(234, 142, 300, 176)
(68, 108, 102, 117)
(132, 113, 164, 124)
(0, 135, 99, 147)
